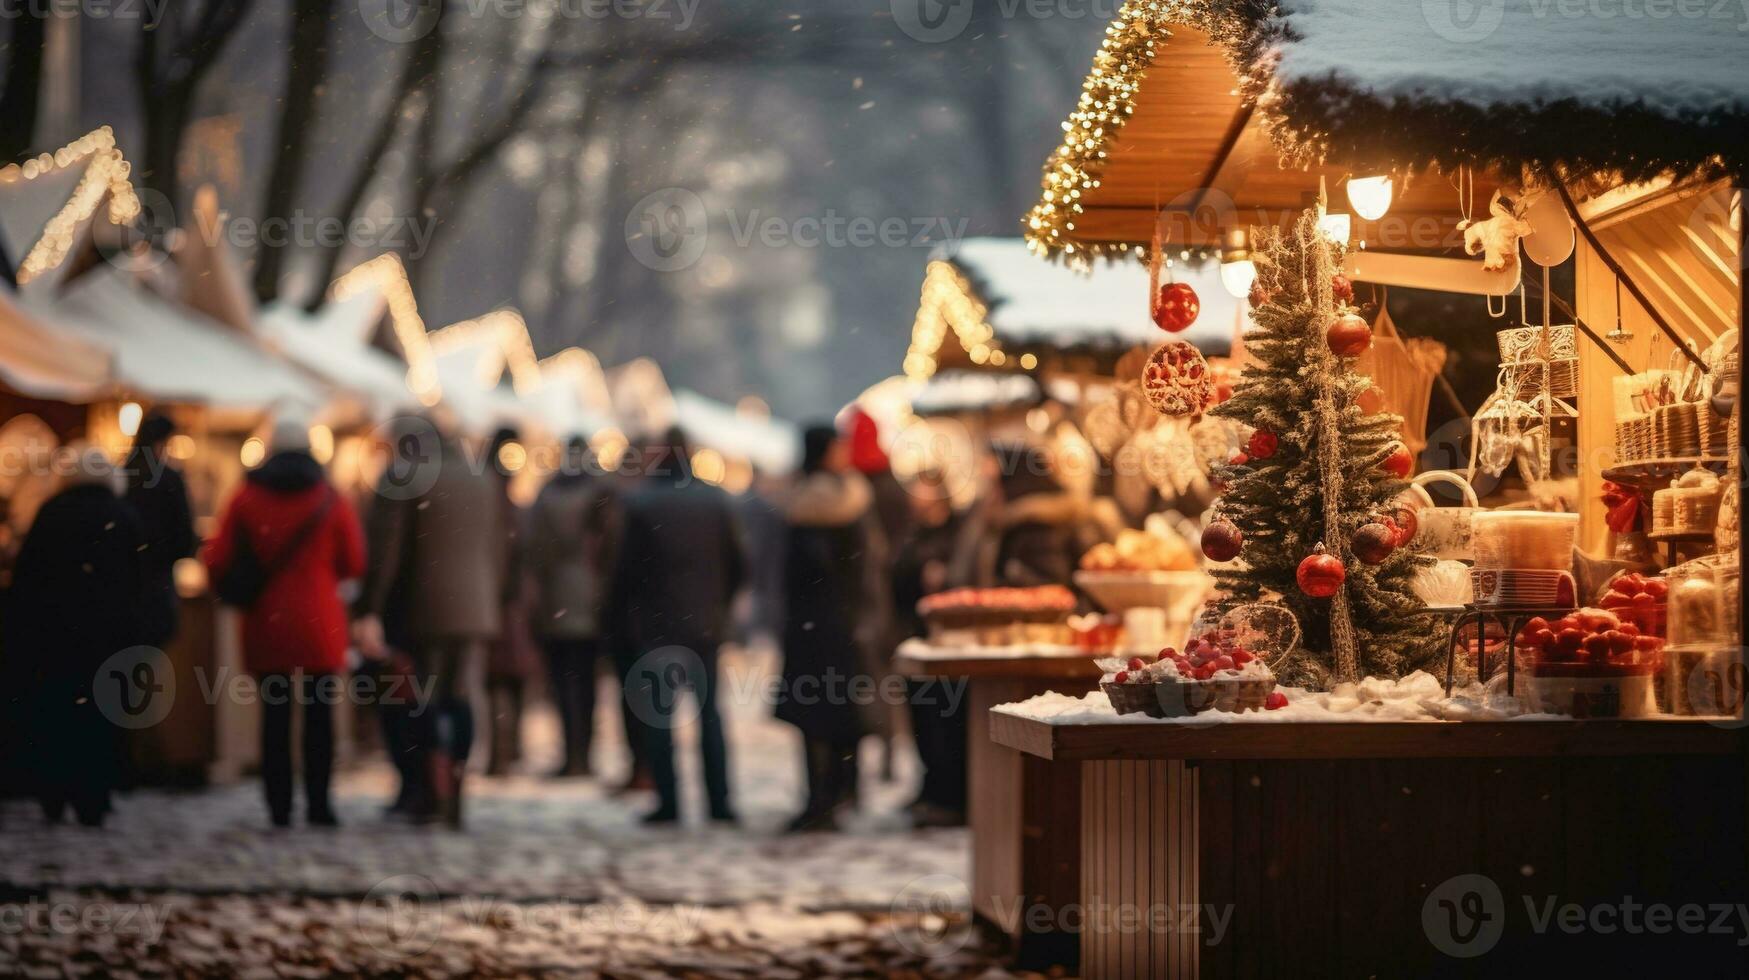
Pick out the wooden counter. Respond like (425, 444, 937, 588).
(992, 707, 1749, 977)
(894, 643, 1101, 968)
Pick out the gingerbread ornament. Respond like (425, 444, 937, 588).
(1141, 341, 1215, 417)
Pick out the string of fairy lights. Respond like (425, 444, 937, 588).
(2, 127, 143, 285)
(1023, 1, 1185, 268)
(902, 259, 1041, 382)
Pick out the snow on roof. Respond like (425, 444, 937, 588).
(0, 285, 112, 400)
(936, 238, 1237, 356)
(1273, 0, 1749, 119)
(672, 389, 799, 474)
(31, 266, 327, 412)
(260, 294, 418, 419)
(910, 370, 1042, 417)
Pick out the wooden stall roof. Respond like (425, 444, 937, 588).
(1025, 1, 1747, 265)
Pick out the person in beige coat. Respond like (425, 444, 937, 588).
(355, 420, 507, 827)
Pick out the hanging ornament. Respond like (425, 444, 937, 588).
(1248, 280, 1272, 308)
(1351, 523, 1397, 565)
(1326, 313, 1372, 357)
(1141, 341, 1215, 416)
(1296, 544, 1347, 598)
(1202, 519, 1244, 562)
(1384, 504, 1419, 548)
(1356, 384, 1385, 415)
(1246, 428, 1279, 460)
(1153, 281, 1201, 333)
(1382, 443, 1413, 478)
(1331, 273, 1354, 304)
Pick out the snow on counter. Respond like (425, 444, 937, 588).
(995, 670, 1566, 725)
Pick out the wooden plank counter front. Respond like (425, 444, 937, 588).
(991, 711, 1749, 977)
(893, 644, 1101, 968)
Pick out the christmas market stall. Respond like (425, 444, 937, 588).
(974, 2, 1745, 975)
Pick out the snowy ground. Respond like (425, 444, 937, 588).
(1, 649, 1051, 978)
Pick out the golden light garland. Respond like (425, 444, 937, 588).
(330, 253, 441, 405)
(429, 308, 542, 395)
(6, 127, 142, 285)
(1023, 2, 1187, 268)
(903, 259, 1011, 382)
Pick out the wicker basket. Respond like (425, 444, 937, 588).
(1497, 325, 1578, 397)
(1102, 676, 1275, 718)
(1615, 415, 1652, 463)
(1654, 402, 1701, 458)
(1700, 408, 1731, 458)
(1671, 487, 1722, 535)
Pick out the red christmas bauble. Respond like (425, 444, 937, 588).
(1331, 274, 1354, 304)
(1352, 523, 1397, 565)
(1248, 281, 1271, 308)
(1153, 282, 1201, 333)
(1356, 384, 1385, 414)
(1296, 546, 1347, 598)
(1383, 443, 1413, 478)
(1246, 429, 1279, 460)
(1202, 519, 1244, 563)
(1326, 313, 1372, 357)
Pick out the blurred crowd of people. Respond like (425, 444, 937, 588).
(1, 402, 1120, 834)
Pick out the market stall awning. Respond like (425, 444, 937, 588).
(607, 357, 677, 438)
(909, 370, 1044, 418)
(523, 348, 614, 441)
(0, 128, 141, 293)
(1025, 2, 1744, 263)
(905, 237, 1237, 380)
(29, 265, 329, 412)
(0, 285, 112, 400)
(260, 290, 420, 420)
(672, 389, 798, 474)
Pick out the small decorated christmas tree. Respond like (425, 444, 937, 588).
(1204, 208, 1438, 688)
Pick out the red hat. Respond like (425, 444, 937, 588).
(842, 406, 889, 475)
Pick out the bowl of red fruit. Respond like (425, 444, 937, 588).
(1596, 571, 1668, 638)
(1518, 607, 1663, 718)
(1098, 633, 1283, 718)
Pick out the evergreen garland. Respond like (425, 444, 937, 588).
(1208, 208, 1440, 688)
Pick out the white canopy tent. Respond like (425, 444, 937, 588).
(0, 285, 112, 401)
(25, 265, 329, 417)
(672, 389, 799, 474)
(260, 287, 421, 422)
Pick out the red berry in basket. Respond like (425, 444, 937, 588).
(1265, 692, 1288, 710)
(1633, 635, 1663, 652)
(1173, 658, 1193, 674)
(1532, 628, 1556, 648)
(1606, 630, 1634, 654)
(1618, 623, 1640, 638)
(1556, 628, 1586, 656)
(1114, 670, 1130, 684)
(1631, 591, 1657, 608)
(1128, 657, 1146, 672)
(1232, 649, 1254, 666)
(1523, 616, 1550, 634)
(1157, 647, 1177, 661)
(1644, 578, 1668, 599)
(1195, 665, 1216, 680)
(1214, 655, 1235, 671)
(1582, 634, 1612, 663)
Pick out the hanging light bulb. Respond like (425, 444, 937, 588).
(1219, 228, 1256, 299)
(117, 402, 143, 438)
(1346, 175, 1394, 221)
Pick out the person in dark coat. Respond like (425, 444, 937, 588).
(776, 425, 880, 833)
(204, 420, 366, 827)
(484, 427, 539, 776)
(5, 448, 146, 826)
(123, 412, 196, 649)
(987, 442, 1094, 587)
(891, 472, 969, 827)
(607, 427, 745, 825)
(527, 436, 612, 778)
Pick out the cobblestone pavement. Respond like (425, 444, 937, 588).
(1, 650, 1061, 977)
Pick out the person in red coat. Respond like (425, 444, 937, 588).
(204, 419, 365, 828)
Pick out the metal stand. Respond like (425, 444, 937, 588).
(1443, 604, 1579, 698)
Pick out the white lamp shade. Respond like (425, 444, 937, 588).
(1346, 176, 1394, 221)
